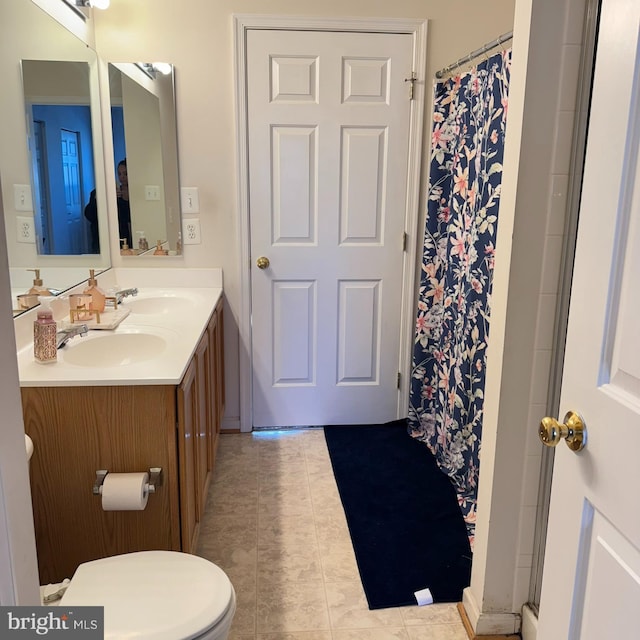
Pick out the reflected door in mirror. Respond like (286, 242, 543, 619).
(22, 60, 98, 256)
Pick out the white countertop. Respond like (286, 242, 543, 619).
(15, 268, 223, 388)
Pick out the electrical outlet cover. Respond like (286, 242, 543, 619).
(182, 218, 201, 244)
(16, 216, 36, 243)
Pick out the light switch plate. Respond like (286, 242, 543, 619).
(145, 185, 160, 201)
(13, 184, 33, 212)
(181, 187, 199, 214)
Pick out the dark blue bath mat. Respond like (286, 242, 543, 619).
(324, 419, 472, 609)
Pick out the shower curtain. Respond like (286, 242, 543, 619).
(408, 49, 512, 547)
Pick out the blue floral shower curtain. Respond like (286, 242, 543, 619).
(408, 49, 511, 548)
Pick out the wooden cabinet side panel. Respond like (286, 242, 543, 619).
(207, 311, 219, 468)
(195, 333, 211, 518)
(216, 300, 225, 426)
(177, 361, 199, 554)
(21, 385, 180, 584)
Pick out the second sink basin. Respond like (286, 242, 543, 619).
(123, 295, 196, 315)
(60, 326, 177, 367)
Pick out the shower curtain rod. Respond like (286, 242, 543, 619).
(435, 30, 513, 79)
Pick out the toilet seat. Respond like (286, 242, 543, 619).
(60, 551, 234, 640)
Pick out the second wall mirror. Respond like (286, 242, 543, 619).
(108, 62, 181, 254)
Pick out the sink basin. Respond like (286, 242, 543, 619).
(60, 328, 174, 367)
(123, 295, 195, 315)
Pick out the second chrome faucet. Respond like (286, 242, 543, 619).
(113, 288, 139, 305)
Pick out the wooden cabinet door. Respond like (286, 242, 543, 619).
(177, 359, 199, 553)
(22, 385, 180, 584)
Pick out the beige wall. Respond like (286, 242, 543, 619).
(94, 0, 516, 429)
(0, 181, 40, 605)
(121, 75, 167, 246)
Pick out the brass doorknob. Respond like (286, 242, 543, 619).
(256, 256, 270, 269)
(539, 411, 586, 451)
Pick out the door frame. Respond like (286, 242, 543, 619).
(233, 14, 428, 432)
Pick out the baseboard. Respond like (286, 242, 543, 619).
(221, 416, 241, 432)
(458, 603, 521, 639)
(461, 588, 521, 637)
(521, 604, 537, 640)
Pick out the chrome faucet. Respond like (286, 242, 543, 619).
(57, 324, 89, 349)
(114, 288, 139, 304)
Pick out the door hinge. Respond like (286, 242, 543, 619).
(402, 232, 408, 252)
(397, 372, 401, 388)
(404, 72, 417, 100)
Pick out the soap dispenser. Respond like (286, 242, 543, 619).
(153, 240, 168, 256)
(137, 231, 149, 252)
(120, 238, 135, 256)
(33, 296, 57, 364)
(83, 269, 106, 313)
(27, 269, 52, 295)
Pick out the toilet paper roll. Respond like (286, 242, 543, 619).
(414, 587, 433, 606)
(100, 472, 149, 511)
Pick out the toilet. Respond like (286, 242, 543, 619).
(25, 435, 236, 639)
(59, 551, 236, 640)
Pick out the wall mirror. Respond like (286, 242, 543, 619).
(21, 59, 99, 256)
(0, 0, 110, 315)
(108, 62, 181, 254)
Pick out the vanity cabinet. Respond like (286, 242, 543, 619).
(21, 299, 224, 584)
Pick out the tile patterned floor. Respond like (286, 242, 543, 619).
(196, 429, 468, 640)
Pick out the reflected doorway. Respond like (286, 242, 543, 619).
(32, 120, 50, 254)
(28, 104, 96, 255)
(61, 128, 83, 254)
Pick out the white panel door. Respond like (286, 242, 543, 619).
(60, 129, 83, 255)
(247, 29, 413, 427)
(537, 0, 640, 636)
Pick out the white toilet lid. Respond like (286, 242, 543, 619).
(60, 551, 233, 640)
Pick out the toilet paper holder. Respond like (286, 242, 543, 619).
(92, 467, 163, 495)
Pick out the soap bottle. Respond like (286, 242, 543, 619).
(83, 269, 106, 313)
(137, 231, 149, 252)
(153, 240, 168, 256)
(27, 269, 52, 295)
(120, 238, 135, 256)
(33, 296, 57, 364)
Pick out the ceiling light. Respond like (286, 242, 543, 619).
(75, 0, 111, 9)
(137, 63, 173, 79)
(152, 63, 172, 76)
